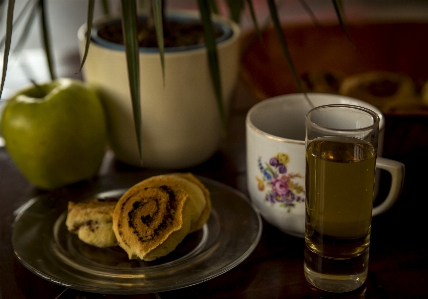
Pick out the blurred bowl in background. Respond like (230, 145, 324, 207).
(240, 22, 428, 165)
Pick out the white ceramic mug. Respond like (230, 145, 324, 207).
(246, 93, 405, 237)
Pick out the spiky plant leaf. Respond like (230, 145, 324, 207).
(9, 1, 37, 55)
(78, 0, 95, 73)
(245, 0, 261, 40)
(332, 0, 351, 43)
(267, 0, 303, 90)
(267, 0, 303, 92)
(0, 0, 35, 49)
(0, 0, 15, 99)
(208, 0, 218, 14)
(152, 0, 165, 83)
(298, 0, 320, 26)
(121, 0, 142, 162)
(138, 1, 145, 10)
(197, 0, 225, 129)
(100, 0, 110, 16)
(225, 0, 244, 23)
(38, 0, 55, 80)
(267, 0, 313, 107)
(0, 1, 37, 91)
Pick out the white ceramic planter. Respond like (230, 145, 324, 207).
(78, 11, 240, 168)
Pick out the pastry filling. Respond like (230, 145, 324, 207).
(363, 79, 399, 97)
(118, 185, 179, 244)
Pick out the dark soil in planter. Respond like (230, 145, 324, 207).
(97, 19, 223, 48)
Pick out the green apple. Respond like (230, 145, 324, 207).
(1, 78, 107, 190)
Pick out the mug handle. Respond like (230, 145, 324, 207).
(372, 157, 405, 216)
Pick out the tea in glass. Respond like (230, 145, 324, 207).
(304, 104, 379, 293)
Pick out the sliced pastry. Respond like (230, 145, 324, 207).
(173, 172, 211, 233)
(112, 173, 210, 261)
(66, 197, 118, 248)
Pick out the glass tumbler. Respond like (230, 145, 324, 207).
(304, 104, 380, 293)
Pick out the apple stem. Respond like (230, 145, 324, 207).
(30, 79, 45, 97)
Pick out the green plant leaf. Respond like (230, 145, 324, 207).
(245, 0, 262, 41)
(38, 0, 56, 80)
(267, 0, 313, 107)
(267, 0, 303, 92)
(100, 0, 110, 16)
(207, 0, 218, 14)
(298, 0, 320, 26)
(138, 0, 146, 14)
(10, 1, 37, 53)
(0, 0, 15, 99)
(0, 0, 35, 49)
(225, 0, 244, 23)
(332, 0, 352, 44)
(78, 0, 95, 73)
(152, 0, 165, 84)
(121, 0, 142, 162)
(197, 0, 225, 130)
(0, 0, 49, 91)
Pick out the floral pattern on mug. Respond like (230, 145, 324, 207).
(256, 153, 305, 212)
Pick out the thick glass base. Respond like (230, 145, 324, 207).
(304, 245, 369, 293)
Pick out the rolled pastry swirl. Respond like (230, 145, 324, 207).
(112, 174, 210, 261)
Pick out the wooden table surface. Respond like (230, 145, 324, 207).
(1, 81, 428, 299)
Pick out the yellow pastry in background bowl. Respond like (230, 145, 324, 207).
(300, 70, 345, 94)
(339, 71, 416, 110)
